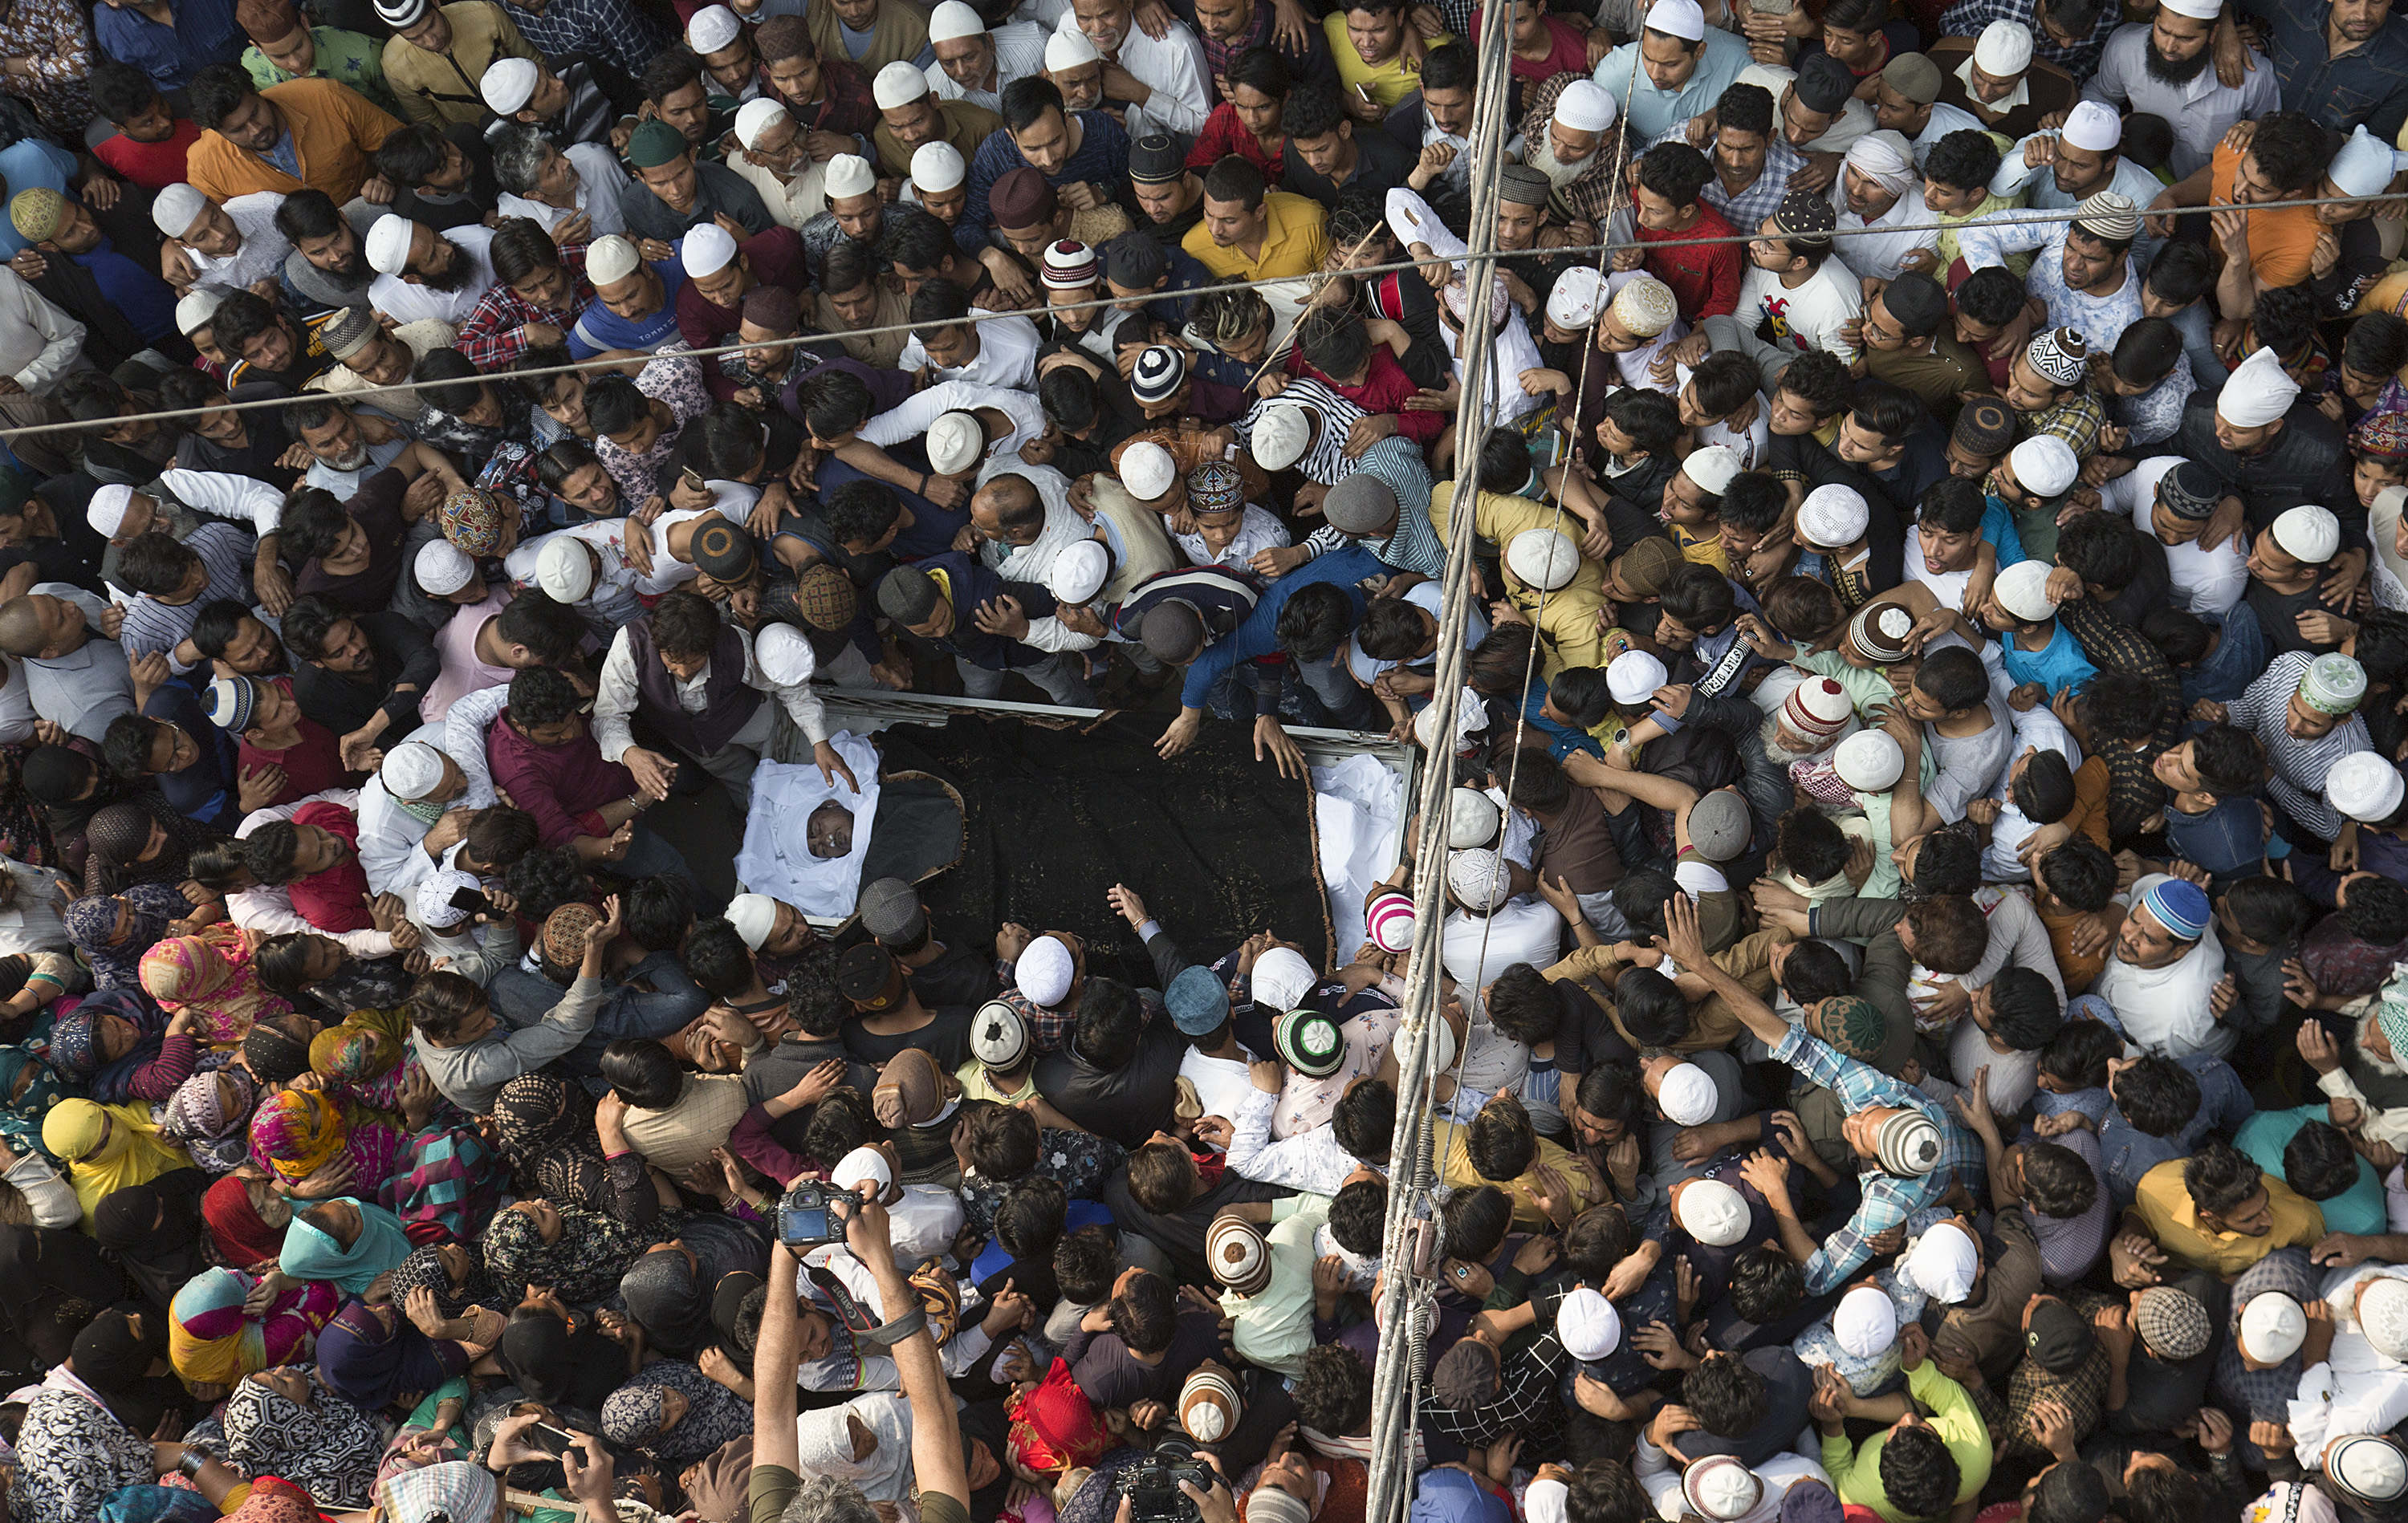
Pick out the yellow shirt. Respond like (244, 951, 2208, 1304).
(1427, 480, 1611, 679)
(1670, 522, 1731, 573)
(2131, 1157, 2325, 1275)
(1181, 189, 1330, 282)
(1321, 14, 1449, 108)
(1438, 1126, 1603, 1231)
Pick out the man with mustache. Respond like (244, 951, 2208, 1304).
(362, 210, 495, 326)
(2077, 0, 2277, 177)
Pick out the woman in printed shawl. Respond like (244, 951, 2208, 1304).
(598, 1356, 755, 1468)
(248, 1086, 407, 1202)
(47, 987, 197, 1104)
(81, 800, 203, 896)
(376, 1460, 502, 1523)
(92, 1167, 214, 1310)
(64, 887, 190, 989)
(313, 1298, 486, 1415)
(160, 1067, 258, 1176)
(167, 1264, 340, 1387)
(490, 1072, 620, 1216)
(140, 927, 291, 1047)
(9, 1371, 163, 1523)
(0, 1044, 64, 1160)
(481, 1196, 680, 1306)
(41, 1097, 191, 1231)
(219, 1365, 385, 1509)
(387, 1241, 500, 1320)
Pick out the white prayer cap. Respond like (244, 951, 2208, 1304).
(2329, 752, 2407, 824)
(1834, 1285, 1898, 1358)
(1682, 1457, 1763, 1523)
(585, 234, 641, 286)
(1552, 79, 1618, 132)
(416, 538, 474, 595)
(825, 153, 877, 199)
(1682, 444, 1743, 497)
(753, 621, 817, 687)
(151, 182, 207, 238)
(414, 868, 482, 930)
(726, 892, 779, 948)
(2158, 0, 2220, 18)
(1994, 559, 2060, 623)
(2332, 1438, 2408, 1505)
(1447, 847, 1512, 912)
(380, 741, 447, 802)
(1046, 26, 1099, 69)
(87, 485, 134, 538)
(1610, 274, 1678, 337)
(2239, 1291, 2308, 1363)
(364, 213, 416, 275)
(1248, 406, 1310, 470)
(1905, 1220, 1979, 1303)
(536, 534, 595, 602)
(1251, 946, 1318, 1010)
(929, 0, 985, 41)
(1121, 441, 1178, 501)
(1016, 934, 1077, 1006)
(831, 1144, 894, 1196)
(686, 4, 742, 51)
(2060, 100, 2122, 152)
(2273, 503, 2341, 565)
(1645, 0, 1706, 39)
(1607, 649, 1667, 706)
(1506, 528, 1580, 591)
(1843, 130, 1915, 193)
(1656, 1063, 1719, 1127)
(482, 55, 539, 115)
(735, 99, 790, 150)
(875, 59, 930, 108)
(1796, 484, 1869, 548)
(927, 412, 983, 476)
(1973, 18, 2033, 73)
(176, 286, 224, 335)
(1446, 786, 1500, 847)
(2333, 125, 2408, 199)
(1836, 729, 1904, 791)
(1526, 1480, 1571, 1523)
(1547, 264, 1603, 329)
(912, 140, 966, 192)
(2010, 435, 2080, 497)
(2364, 1278, 2408, 1360)
(1049, 538, 1110, 603)
(2216, 346, 2301, 428)
(1558, 1286, 1622, 1360)
(681, 221, 738, 278)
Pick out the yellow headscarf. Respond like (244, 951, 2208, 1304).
(43, 1099, 192, 1234)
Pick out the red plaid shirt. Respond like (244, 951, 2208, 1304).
(456, 243, 596, 371)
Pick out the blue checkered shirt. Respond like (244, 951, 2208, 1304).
(500, 0, 668, 86)
(1649, 124, 1805, 239)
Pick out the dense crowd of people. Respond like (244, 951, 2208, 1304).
(0, 0, 2402, 1520)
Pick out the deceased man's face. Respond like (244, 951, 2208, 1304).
(807, 801, 855, 859)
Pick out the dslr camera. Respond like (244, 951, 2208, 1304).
(1117, 1438, 1216, 1523)
(776, 1182, 856, 1250)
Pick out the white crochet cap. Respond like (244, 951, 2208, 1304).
(1656, 1062, 1719, 1127)
(416, 538, 475, 595)
(825, 154, 877, 199)
(2273, 503, 2341, 565)
(585, 234, 641, 286)
(1506, 528, 1580, 591)
(831, 1144, 894, 1196)
(2010, 436, 2079, 497)
(152, 182, 207, 239)
(1548, 264, 1604, 330)
(928, 0, 984, 40)
(1016, 934, 1076, 1006)
(1121, 441, 1178, 501)
(1905, 1220, 1979, 1304)
(1682, 1456, 1763, 1523)
(735, 99, 790, 151)
(681, 221, 738, 278)
(1644, 0, 1706, 39)
(2361, 1277, 2408, 1361)
(365, 213, 417, 275)
(2060, 100, 2121, 151)
(1607, 649, 1667, 706)
(380, 741, 447, 802)
(1682, 444, 1743, 497)
(176, 286, 225, 335)
(87, 484, 134, 538)
(1252, 946, 1317, 1010)
(875, 59, 930, 108)
(1973, 18, 2033, 72)
(1248, 405, 1310, 471)
(1049, 538, 1109, 603)
(1557, 1287, 1622, 1361)
(1447, 847, 1511, 912)
(413, 867, 483, 930)
(2329, 752, 2407, 824)
(928, 411, 982, 474)
(912, 140, 966, 192)
(1796, 484, 1869, 548)
(2335, 1439, 2408, 1505)
(536, 534, 596, 602)
(2239, 1291, 2308, 1363)
(1609, 274, 1677, 337)
(1046, 25, 1099, 68)
(726, 892, 778, 949)
(1993, 559, 2060, 623)
(1446, 786, 1499, 847)
(1835, 729, 1904, 792)
(1552, 77, 1618, 130)
(1833, 1285, 1898, 1359)
(1525, 1480, 1571, 1523)
(1674, 1177, 1749, 1245)
(2158, 0, 2219, 18)
(482, 55, 539, 115)
(753, 622, 817, 686)
(687, 4, 742, 51)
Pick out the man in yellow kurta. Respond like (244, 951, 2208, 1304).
(2130, 1140, 2325, 1276)
(376, 0, 539, 128)
(1439, 1092, 1605, 1231)
(1181, 158, 1328, 282)
(1428, 477, 1609, 680)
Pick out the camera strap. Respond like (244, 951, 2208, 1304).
(805, 1264, 927, 1346)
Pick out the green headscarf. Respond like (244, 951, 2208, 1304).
(0, 1046, 64, 1159)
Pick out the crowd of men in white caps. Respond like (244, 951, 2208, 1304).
(10, 0, 2408, 1517)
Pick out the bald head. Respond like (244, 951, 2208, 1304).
(0, 594, 79, 659)
(970, 473, 1044, 542)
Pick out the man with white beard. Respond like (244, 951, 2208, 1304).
(1759, 675, 1861, 803)
(1830, 131, 1938, 282)
(1056, 0, 1209, 140)
(925, 1, 1046, 114)
(291, 396, 413, 496)
(1043, 26, 1108, 113)
(1518, 76, 1621, 225)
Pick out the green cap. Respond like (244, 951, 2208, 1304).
(626, 120, 691, 169)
